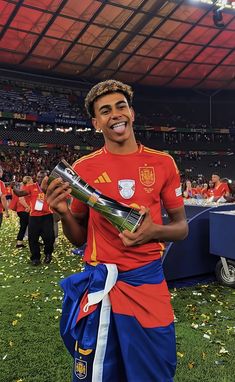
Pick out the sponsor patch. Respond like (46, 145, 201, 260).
(175, 186, 182, 197)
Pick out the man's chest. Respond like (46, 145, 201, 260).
(79, 161, 165, 205)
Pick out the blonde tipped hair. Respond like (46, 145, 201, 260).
(22, 176, 33, 185)
(85, 79, 133, 118)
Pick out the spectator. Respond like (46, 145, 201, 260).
(0, 166, 9, 228)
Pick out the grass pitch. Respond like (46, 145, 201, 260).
(0, 214, 234, 382)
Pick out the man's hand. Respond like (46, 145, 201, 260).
(41, 176, 71, 216)
(118, 206, 159, 247)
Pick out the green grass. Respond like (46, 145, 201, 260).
(0, 214, 234, 382)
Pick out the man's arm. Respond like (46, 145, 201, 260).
(42, 176, 88, 247)
(13, 188, 29, 197)
(119, 206, 188, 247)
(19, 197, 30, 212)
(60, 209, 88, 247)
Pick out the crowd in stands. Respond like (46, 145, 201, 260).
(0, 79, 85, 119)
(0, 76, 235, 187)
(0, 147, 234, 199)
(0, 147, 82, 183)
(1, 77, 235, 133)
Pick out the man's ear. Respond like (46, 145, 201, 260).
(130, 107, 135, 122)
(92, 118, 100, 132)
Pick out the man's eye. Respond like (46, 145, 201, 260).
(101, 110, 109, 115)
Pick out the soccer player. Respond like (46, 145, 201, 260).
(44, 80, 188, 382)
(0, 166, 9, 228)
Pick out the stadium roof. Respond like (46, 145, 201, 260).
(0, 0, 235, 90)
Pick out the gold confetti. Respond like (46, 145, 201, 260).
(177, 352, 184, 358)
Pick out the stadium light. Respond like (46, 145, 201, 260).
(191, 0, 235, 9)
(213, 8, 225, 27)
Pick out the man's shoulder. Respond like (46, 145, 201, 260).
(142, 146, 174, 162)
(25, 182, 37, 192)
(72, 148, 104, 169)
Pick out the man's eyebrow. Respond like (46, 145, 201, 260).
(98, 100, 127, 112)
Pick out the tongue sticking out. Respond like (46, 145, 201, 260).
(112, 123, 126, 134)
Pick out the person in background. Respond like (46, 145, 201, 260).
(201, 182, 209, 198)
(0, 166, 9, 228)
(43, 79, 188, 382)
(5, 182, 13, 207)
(222, 179, 235, 203)
(206, 179, 215, 198)
(10, 176, 33, 248)
(211, 173, 230, 200)
(13, 170, 55, 265)
(182, 179, 196, 198)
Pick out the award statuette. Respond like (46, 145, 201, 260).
(48, 159, 144, 233)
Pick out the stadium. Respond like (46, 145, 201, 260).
(0, 1, 235, 381)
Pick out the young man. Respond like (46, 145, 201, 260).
(0, 166, 9, 228)
(44, 80, 188, 382)
(211, 173, 230, 200)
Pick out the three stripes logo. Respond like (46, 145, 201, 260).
(94, 172, 112, 183)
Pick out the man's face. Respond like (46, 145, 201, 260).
(92, 92, 135, 145)
(211, 174, 220, 184)
(37, 172, 47, 185)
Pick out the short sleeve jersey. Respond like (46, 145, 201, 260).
(25, 183, 52, 216)
(212, 182, 230, 198)
(71, 145, 184, 271)
(0, 180, 6, 213)
(16, 184, 31, 212)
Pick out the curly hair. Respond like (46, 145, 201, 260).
(85, 79, 133, 118)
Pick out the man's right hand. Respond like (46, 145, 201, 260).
(41, 176, 72, 216)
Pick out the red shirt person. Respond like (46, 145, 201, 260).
(10, 176, 33, 248)
(14, 171, 55, 265)
(0, 166, 9, 228)
(211, 173, 230, 200)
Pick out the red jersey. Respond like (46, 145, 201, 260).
(25, 182, 52, 216)
(5, 185, 13, 198)
(71, 145, 184, 271)
(17, 184, 31, 212)
(0, 180, 6, 213)
(212, 182, 230, 198)
(206, 188, 214, 198)
(184, 188, 198, 199)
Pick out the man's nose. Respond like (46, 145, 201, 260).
(110, 108, 121, 119)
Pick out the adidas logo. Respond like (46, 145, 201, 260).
(94, 172, 112, 183)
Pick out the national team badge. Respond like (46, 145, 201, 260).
(118, 179, 135, 199)
(74, 358, 87, 379)
(139, 167, 155, 187)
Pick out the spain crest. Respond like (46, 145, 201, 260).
(139, 167, 155, 187)
(118, 179, 135, 199)
(74, 358, 87, 379)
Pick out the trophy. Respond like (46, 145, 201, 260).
(48, 159, 144, 232)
